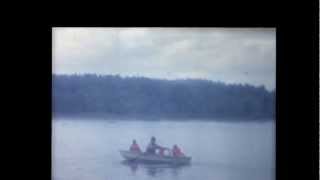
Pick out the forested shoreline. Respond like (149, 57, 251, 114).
(52, 74, 275, 120)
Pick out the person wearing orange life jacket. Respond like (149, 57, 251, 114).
(129, 139, 141, 153)
(172, 144, 185, 157)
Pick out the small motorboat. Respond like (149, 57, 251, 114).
(119, 150, 191, 165)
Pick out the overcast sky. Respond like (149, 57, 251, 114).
(52, 28, 275, 90)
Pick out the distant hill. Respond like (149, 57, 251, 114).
(52, 74, 275, 120)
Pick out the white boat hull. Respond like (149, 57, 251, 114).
(120, 150, 191, 165)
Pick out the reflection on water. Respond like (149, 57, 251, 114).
(121, 160, 190, 177)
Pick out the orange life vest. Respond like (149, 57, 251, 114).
(173, 147, 184, 157)
(130, 143, 141, 152)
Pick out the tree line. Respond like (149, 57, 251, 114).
(52, 74, 275, 120)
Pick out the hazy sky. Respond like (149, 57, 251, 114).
(52, 28, 276, 90)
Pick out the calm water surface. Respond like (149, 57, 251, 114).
(52, 118, 275, 180)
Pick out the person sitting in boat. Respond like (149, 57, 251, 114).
(145, 136, 163, 155)
(129, 139, 141, 153)
(172, 144, 185, 157)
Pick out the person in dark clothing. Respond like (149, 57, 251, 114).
(145, 136, 164, 154)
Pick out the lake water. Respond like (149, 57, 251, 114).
(52, 118, 275, 180)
